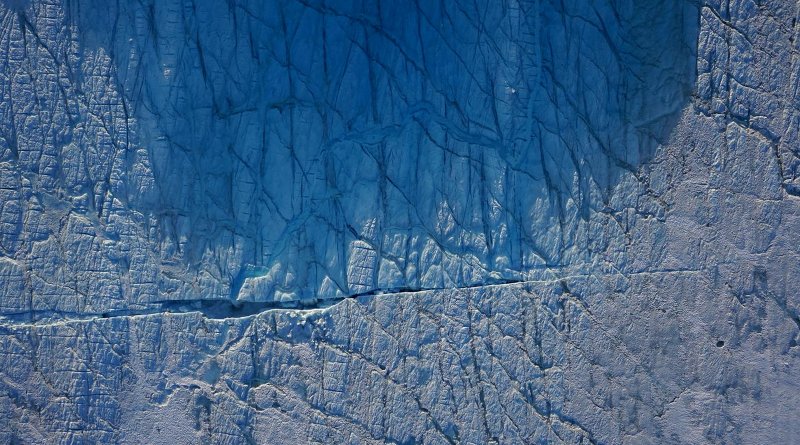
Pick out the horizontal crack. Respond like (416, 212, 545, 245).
(0, 270, 702, 328)
(0, 278, 527, 328)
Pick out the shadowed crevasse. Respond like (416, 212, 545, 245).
(1, 0, 698, 308)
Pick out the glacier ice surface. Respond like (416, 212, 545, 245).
(1, 0, 799, 443)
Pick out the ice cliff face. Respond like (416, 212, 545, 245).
(0, 0, 697, 308)
(1, 0, 800, 444)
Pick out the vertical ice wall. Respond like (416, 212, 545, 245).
(0, 0, 696, 310)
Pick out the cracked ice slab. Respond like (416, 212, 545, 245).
(1, 273, 798, 444)
(2, 0, 800, 443)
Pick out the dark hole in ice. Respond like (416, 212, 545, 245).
(716, 340, 725, 348)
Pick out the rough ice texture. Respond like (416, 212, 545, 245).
(1, 0, 799, 443)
